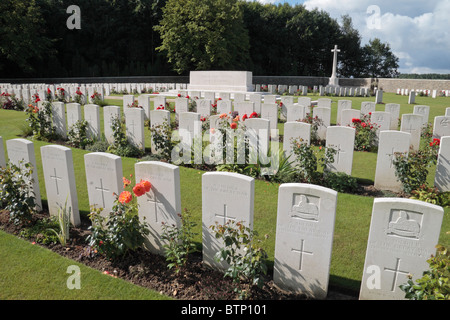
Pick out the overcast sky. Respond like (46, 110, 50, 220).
(255, 0, 450, 74)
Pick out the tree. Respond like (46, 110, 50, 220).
(155, 0, 250, 74)
(362, 38, 399, 78)
(0, 0, 53, 75)
(337, 15, 365, 78)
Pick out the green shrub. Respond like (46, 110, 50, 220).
(211, 220, 269, 300)
(324, 171, 359, 193)
(0, 161, 37, 225)
(67, 120, 94, 150)
(161, 208, 198, 274)
(400, 245, 450, 300)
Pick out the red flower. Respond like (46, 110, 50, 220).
(230, 122, 237, 129)
(200, 117, 206, 122)
(140, 180, 152, 192)
(177, 93, 181, 97)
(362, 122, 367, 128)
(242, 114, 248, 121)
(133, 183, 146, 197)
(118, 191, 132, 204)
(352, 118, 361, 124)
(249, 112, 258, 118)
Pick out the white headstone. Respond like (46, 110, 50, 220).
(249, 94, 262, 114)
(245, 118, 270, 158)
(264, 95, 276, 104)
(197, 99, 212, 117)
(336, 100, 352, 125)
(153, 96, 166, 110)
(41, 145, 80, 226)
(202, 172, 254, 270)
(84, 104, 101, 140)
(341, 109, 361, 127)
(175, 97, 189, 117)
(216, 99, 232, 115)
(137, 94, 151, 120)
(84, 152, 123, 216)
(178, 112, 202, 146)
(432, 116, 450, 140)
(375, 90, 383, 104)
(273, 183, 337, 299)
(371, 111, 391, 139)
(103, 105, 121, 144)
(325, 126, 355, 175)
(317, 98, 332, 109)
(313, 107, 331, 141)
(445, 107, 450, 117)
(125, 107, 145, 150)
(374, 131, 411, 192)
(297, 97, 312, 108)
(260, 103, 278, 131)
(233, 93, 245, 103)
(413, 105, 430, 127)
(123, 94, 135, 108)
(359, 198, 444, 300)
(280, 96, 294, 120)
(400, 114, 422, 151)
(66, 103, 82, 131)
(6, 138, 42, 210)
(283, 122, 311, 164)
(361, 102, 376, 117)
(51, 102, 67, 139)
(135, 161, 182, 254)
(385, 103, 400, 130)
(434, 136, 450, 192)
(408, 91, 416, 104)
(286, 104, 306, 123)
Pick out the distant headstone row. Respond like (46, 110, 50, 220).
(397, 88, 450, 99)
(0, 138, 445, 300)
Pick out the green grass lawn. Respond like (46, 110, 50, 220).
(0, 92, 449, 298)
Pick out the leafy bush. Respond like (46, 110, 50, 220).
(161, 208, 198, 274)
(86, 179, 150, 259)
(290, 138, 336, 185)
(0, 161, 37, 225)
(410, 185, 450, 207)
(149, 120, 173, 161)
(67, 120, 94, 149)
(393, 140, 440, 194)
(86, 139, 110, 152)
(323, 171, 359, 193)
(400, 245, 450, 300)
(26, 101, 57, 142)
(211, 220, 268, 300)
(351, 114, 379, 152)
(107, 116, 143, 158)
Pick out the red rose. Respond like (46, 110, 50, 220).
(230, 122, 237, 129)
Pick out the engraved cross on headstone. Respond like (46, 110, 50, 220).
(50, 167, 62, 195)
(331, 144, 345, 164)
(95, 178, 109, 208)
(146, 190, 164, 223)
(384, 258, 410, 292)
(386, 147, 396, 168)
(215, 204, 236, 225)
(291, 239, 313, 271)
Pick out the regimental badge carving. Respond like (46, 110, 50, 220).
(290, 194, 319, 222)
(387, 210, 421, 239)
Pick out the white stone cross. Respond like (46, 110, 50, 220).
(331, 45, 340, 79)
(291, 239, 313, 271)
(384, 258, 410, 292)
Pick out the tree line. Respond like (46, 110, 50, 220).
(1, 0, 401, 79)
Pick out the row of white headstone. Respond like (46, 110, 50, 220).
(0, 137, 445, 300)
(32, 94, 450, 193)
(0, 82, 179, 105)
(397, 88, 450, 98)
